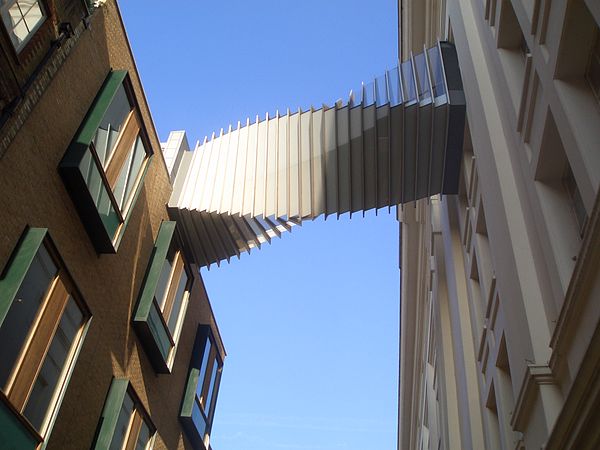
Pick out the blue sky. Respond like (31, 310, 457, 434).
(119, 2, 400, 449)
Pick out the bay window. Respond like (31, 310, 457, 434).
(180, 325, 223, 450)
(92, 378, 155, 450)
(0, 228, 90, 448)
(133, 221, 192, 373)
(60, 71, 153, 253)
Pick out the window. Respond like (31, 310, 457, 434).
(59, 71, 153, 253)
(180, 325, 223, 450)
(0, 0, 46, 52)
(92, 379, 155, 450)
(519, 33, 530, 60)
(153, 245, 189, 337)
(496, 0, 529, 112)
(586, 29, 600, 103)
(0, 228, 90, 448)
(133, 221, 192, 373)
(563, 164, 588, 237)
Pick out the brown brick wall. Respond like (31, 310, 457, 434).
(0, 1, 222, 449)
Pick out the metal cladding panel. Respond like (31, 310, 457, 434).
(254, 118, 268, 217)
(311, 108, 326, 217)
(219, 214, 242, 259)
(429, 105, 448, 196)
(336, 105, 351, 215)
(204, 137, 222, 210)
(288, 112, 301, 219)
(194, 211, 218, 266)
(442, 103, 466, 194)
(231, 124, 248, 215)
(236, 214, 259, 250)
(376, 104, 391, 209)
(242, 119, 259, 216)
(179, 209, 208, 268)
(416, 103, 433, 201)
(221, 125, 240, 213)
(170, 42, 465, 267)
(363, 104, 377, 212)
(350, 105, 363, 214)
(402, 104, 418, 203)
(237, 218, 256, 249)
(300, 110, 312, 218)
(324, 106, 338, 217)
(209, 130, 228, 213)
(204, 211, 228, 265)
(440, 41, 466, 194)
(265, 115, 278, 218)
(277, 114, 288, 219)
(169, 149, 194, 207)
(180, 139, 204, 209)
(389, 104, 403, 206)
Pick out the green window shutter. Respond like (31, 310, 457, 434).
(132, 221, 176, 373)
(92, 378, 129, 450)
(0, 228, 47, 326)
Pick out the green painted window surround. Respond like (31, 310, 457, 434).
(0, 228, 47, 327)
(91, 378, 155, 450)
(180, 325, 223, 450)
(0, 388, 41, 450)
(59, 70, 153, 254)
(0, 227, 91, 450)
(133, 221, 192, 374)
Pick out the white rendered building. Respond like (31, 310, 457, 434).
(398, 0, 600, 449)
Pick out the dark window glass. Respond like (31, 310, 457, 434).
(205, 362, 219, 417)
(587, 31, 600, 103)
(563, 165, 588, 236)
(92, 85, 132, 168)
(109, 393, 134, 450)
(167, 271, 188, 334)
(0, 245, 56, 388)
(23, 297, 84, 429)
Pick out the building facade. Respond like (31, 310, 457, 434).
(398, 0, 600, 449)
(0, 1, 224, 449)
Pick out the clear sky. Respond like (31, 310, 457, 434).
(119, 2, 400, 449)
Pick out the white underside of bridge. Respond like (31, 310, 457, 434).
(168, 42, 465, 268)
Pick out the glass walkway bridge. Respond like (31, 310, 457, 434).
(168, 42, 466, 268)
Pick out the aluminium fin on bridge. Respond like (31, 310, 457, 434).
(167, 41, 465, 268)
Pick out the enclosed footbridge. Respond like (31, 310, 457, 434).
(168, 42, 465, 268)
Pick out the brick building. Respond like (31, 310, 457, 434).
(0, 1, 224, 449)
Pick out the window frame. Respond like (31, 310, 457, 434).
(92, 378, 156, 450)
(0, 227, 91, 448)
(585, 28, 600, 104)
(562, 164, 589, 237)
(133, 221, 193, 373)
(180, 325, 223, 450)
(0, 0, 47, 53)
(59, 70, 154, 254)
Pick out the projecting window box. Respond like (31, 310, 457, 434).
(133, 221, 193, 373)
(0, 227, 91, 449)
(91, 378, 156, 450)
(59, 70, 153, 253)
(180, 325, 223, 450)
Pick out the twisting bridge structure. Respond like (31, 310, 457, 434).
(168, 42, 465, 268)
